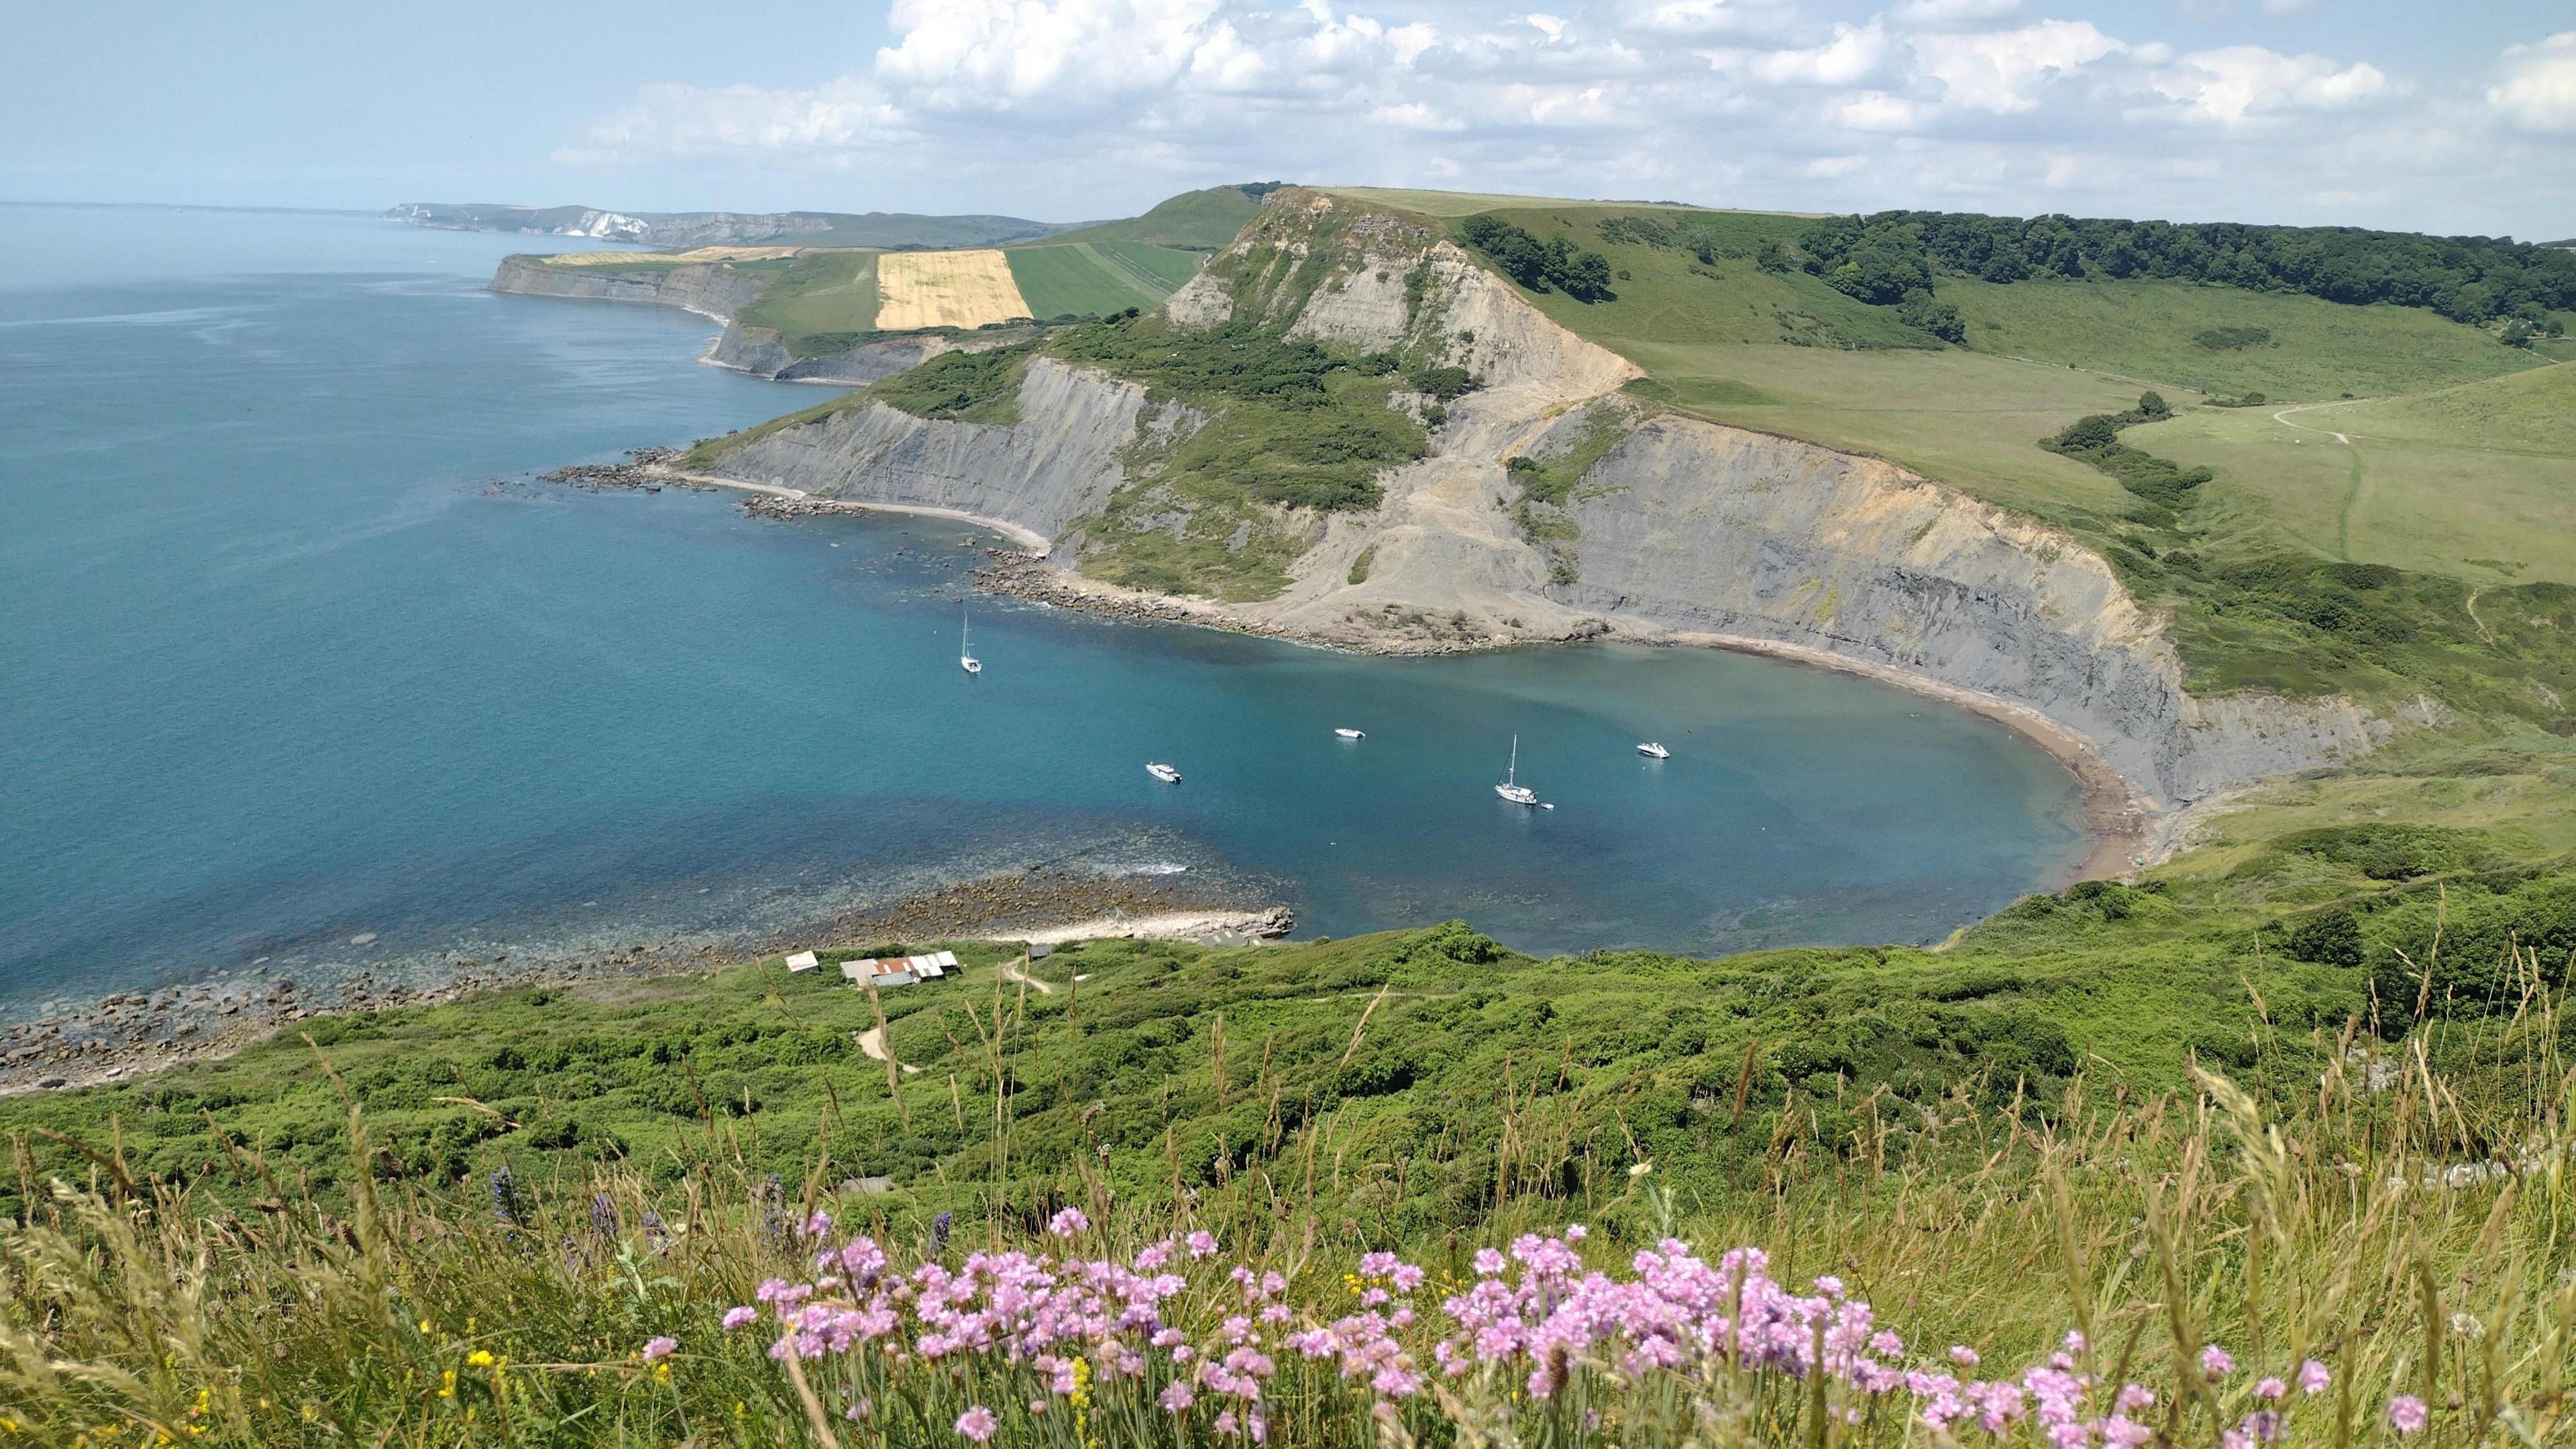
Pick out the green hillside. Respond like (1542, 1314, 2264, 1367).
(1004, 241, 1203, 318)
(731, 250, 879, 353)
(1941, 275, 2546, 400)
(2324, 358, 2576, 454)
(1049, 184, 1271, 250)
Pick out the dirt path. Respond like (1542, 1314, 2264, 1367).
(2268, 402, 2369, 558)
(856, 1025, 922, 1074)
(998, 957, 1057, 996)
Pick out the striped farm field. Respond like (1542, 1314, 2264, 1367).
(873, 248, 1032, 329)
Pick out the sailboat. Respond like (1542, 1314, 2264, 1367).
(959, 606, 981, 675)
(1495, 735, 1538, 806)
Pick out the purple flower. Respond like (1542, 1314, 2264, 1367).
(1048, 1206, 1089, 1236)
(2201, 1344, 2235, 1377)
(1950, 1346, 1982, 1368)
(2298, 1360, 2330, 1395)
(1160, 1381, 1196, 1413)
(641, 1336, 677, 1362)
(956, 1404, 998, 1442)
(2389, 1395, 2428, 1434)
(2256, 1376, 2287, 1401)
(721, 1306, 757, 1330)
(1186, 1230, 1218, 1258)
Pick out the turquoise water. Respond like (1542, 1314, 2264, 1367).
(0, 205, 2087, 1014)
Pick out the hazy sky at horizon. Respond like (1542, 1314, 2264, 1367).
(7, 1, 2572, 236)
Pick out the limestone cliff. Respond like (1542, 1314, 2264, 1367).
(683, 189, 2380, 811)
(713, 358, 1163, 547)
(488, 256, 769, 322)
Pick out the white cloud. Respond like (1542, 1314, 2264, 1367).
(1910, 19, 2123, 114)
(1717, 21, 1890, 86)
(2151, 45, 2390, 125)
(551, 0, 2575, 241)
(1889, 0, 2021, 28)
(2489, 32, 2576, 133)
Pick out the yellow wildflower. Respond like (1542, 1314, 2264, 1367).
(466, 1350, 494, 1367)
(438, 1369, 457, 1399)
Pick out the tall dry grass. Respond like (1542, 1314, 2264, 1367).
(4, 951, 2573, 1447)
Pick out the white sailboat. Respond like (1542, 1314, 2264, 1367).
(1495, 735, 1538, 806)
(959, 606, 981, 675)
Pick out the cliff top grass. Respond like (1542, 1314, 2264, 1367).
(1048, 184, 1269, 250)
(734, 250, 880, 354)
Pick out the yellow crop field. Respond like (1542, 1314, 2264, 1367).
(541, 246, 803, 267)
(874, 249, 1032, 329)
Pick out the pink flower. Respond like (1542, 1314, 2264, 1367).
(641, 1336, 677, 1362)
(955, 1405, 998, 1442)
(2201, 1344, 2235, 1377)
(1160, 1381, 1196, 1413)
(1048, 1207, 1089, 1236)
(1950, 1346, 1982, 1368)
(2389, 1395, 2428, 1434)
(1472, 1248, 1506, 1276)
(2256, 1377, 2287, 1401)
(2298, 1360, 2330, 1395)
(1187, 1231, 1219, 1258)
(720, 1306, 757, 1330)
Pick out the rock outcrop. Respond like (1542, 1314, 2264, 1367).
(713, 358, 1163, 547)
(704, 323, 961, 386)
(488, 256, 770, 322)
(681, 189, 2380, 811)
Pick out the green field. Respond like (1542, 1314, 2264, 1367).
(731, 250, 878, 353)
(1049, 184, 1265, 249)
(2320, 359, 2576, 454)
(2131, 396, 2576, 587)
(1941, 276, 2548, 400)
(1003, 241, 1201, 319)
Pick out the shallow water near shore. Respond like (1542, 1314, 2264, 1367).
(0, 205, 2087, 1016)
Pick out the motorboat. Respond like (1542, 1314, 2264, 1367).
(1495, 735, 1538, 806)
(1636, 741, 1670, 759)
(1334, 727, 1365, 740)
(1146, 762, 1182, 784)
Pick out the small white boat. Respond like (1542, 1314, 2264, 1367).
(1495, 735, 1538, 806)
(1636, 741, 1669, 759)
(1334, 727, 1365, 740)
(959, 606, 981, 675)
(1146, 762, 1182, 784)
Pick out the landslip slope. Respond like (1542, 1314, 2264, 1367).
(682, 191, 2382, 811)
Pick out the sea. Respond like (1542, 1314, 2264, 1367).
(0, 203, 2088, 1016)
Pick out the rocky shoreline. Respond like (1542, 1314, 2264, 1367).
(0, 867, 1287, 1099)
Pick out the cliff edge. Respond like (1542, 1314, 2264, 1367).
(676, 190, 2381, 814)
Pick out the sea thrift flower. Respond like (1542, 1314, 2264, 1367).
(1186, 1230, 1218, 1258)
(2299, 1360, 2330, 1395)
(1160, 1381, 1195, 1413)
(2201, 1344, 2235, 1377)
(721, 1307, 757, 1330)
(1049, 1206, 1089, 1236)
(1951, 1346, 1982, 1367)
(2256, 1376, 2287, 1401)
(955, 1405, 998, 1442)
(2389, 1395, 2428, 1434)
(641, 1336, 676, 1362)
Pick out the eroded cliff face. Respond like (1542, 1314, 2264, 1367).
(688, 190, 2379, 809)
(712, 358, 1161, 547)
(488, 256, 770, 322)
(704, 323, 961, 386)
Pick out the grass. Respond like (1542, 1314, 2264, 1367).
(1323, 187, 1803, 218)
(1940, 276, 2550, 400)
(733, 251, 880, 357)
(1096, 239, 1207, 290)
(2129, 391, 2576, 588)
(11, 778, 2576, 1442)
(1003, 242, 1196, 319)
(1049, 186, 1265, 250)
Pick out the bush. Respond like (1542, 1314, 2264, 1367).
(1896, 288, 1966, 343)
(1457, 215, 1617, 302)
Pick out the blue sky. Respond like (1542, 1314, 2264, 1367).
(7, 1, 2571, 236)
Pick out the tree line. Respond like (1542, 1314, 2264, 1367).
(1801, 210, 2576, 326)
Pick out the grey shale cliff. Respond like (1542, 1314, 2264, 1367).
(666, 190, 2382, 815)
